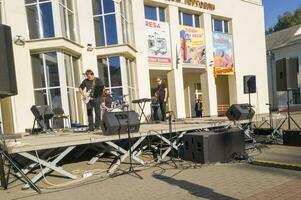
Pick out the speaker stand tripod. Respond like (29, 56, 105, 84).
(111, 107, 143, 180)
(157, 111, 178, 169)
(271, 90, 301, 139)
(0, 121, 41, 193)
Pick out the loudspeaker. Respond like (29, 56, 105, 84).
(183, 128, 245, 163)
(101, 111, 140, 135)
(224, 128, 245, 161)
(243, 75, 256, 94)
(183, 131, 225, 164)
(225, 104, 255, 121)
(283, 130, 301, 147)
(0, 24, 18, 98)
(31, 105, 54, 131)
(276, 58, 299, 91)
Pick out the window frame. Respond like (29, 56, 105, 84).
(179, 11, 200, 28)
(212, 18, 230, 34)
(93, 0, 118, 47)
(144, 5, 165, 22)
(25, 0, 55, 39)
(58, 0, 77, 41)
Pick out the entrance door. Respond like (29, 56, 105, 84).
(216, 76, 230, 116)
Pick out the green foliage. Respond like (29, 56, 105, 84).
(266, 6, 301, 34)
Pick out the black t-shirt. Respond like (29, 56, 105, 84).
(79, 78, 104, 98)
(157, 83, 166, 101)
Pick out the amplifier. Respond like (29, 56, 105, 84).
(101, 111, 140, 135)
(283, 130, 301, 147)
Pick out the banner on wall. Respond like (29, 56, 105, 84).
(213, 32, 234, 75)
(145, 20, 171, 63)
(179, 25, 206, 65)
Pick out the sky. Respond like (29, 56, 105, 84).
(263, 0, 301, 30)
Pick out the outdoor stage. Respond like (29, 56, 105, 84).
(0, 118, 231, 190)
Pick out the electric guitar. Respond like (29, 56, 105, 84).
(82, 88, 93, 104)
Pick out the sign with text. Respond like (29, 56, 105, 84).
(213, 32, 234, 75)
(179, 25, 206, 65)
(145, 20, 171, 63)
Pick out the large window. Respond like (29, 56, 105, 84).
(179, 11, 200, 27)
(31, 51, 83, 124)
(92, 0, 118, 46)
(97, 56, 137, 108)
(120, 0, 134, 45)
(98, 56, 122, 96)
(59, 0, 77, 41)
(212, 19, 230, 33)
(25, 0, 55, 39)
(31, 52, 61, 108)
(144, 5, 165, 22)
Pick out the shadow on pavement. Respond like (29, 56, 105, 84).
(152, 173, 238, 200)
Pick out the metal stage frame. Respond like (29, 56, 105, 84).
(0, 120, 230, 190)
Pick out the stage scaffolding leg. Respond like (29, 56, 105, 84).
(88, 143, 120, 165)
(156, 131, 186, 161)
(19, 146, 77, 189)
(107, 136, 146, 174)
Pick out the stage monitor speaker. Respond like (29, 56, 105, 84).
(0, 24, 18, 98)
(243, 75, 256, 94)
(101, 111, 140, 135)
(225, 104, 255, 121)
(276, 58, 299, 91)
(30, 105, 54, 131)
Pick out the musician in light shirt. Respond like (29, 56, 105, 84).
(79, 69, 104, 131)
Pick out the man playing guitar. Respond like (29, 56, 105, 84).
(79, 69, 104, 131)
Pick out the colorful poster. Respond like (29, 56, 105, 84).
(213, 32, 234, 75)
(145, 20, 171, 63)
(179, 25, 206, 65)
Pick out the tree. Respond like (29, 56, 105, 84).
(267, 6, 301, 34)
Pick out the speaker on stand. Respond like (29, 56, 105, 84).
(272, 58, 301, 140)
(243, 75, 256, 141)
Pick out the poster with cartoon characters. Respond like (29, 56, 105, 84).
(179, 25, 206, 65)
(145, 20, 171, 63)
(213, 32, 234, 75)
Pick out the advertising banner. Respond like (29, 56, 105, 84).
(212, 32, 234, 75)
(179, 25, 206, 65)
(145, 20, 171, 63)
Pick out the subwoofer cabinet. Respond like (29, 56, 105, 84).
(182, 128, 245, 163)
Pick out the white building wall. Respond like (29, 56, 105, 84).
(1, 0, 269, 132)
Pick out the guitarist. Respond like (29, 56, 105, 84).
(79, 69, 104, 131)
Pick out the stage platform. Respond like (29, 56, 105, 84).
(0, 118, 231, 190)
(3, 118, 229, 154)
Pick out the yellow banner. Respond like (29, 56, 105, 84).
(179, 25, 206, 65)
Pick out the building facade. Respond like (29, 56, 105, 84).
(266, 24, 301, 111)
(0, 0, 269, 133)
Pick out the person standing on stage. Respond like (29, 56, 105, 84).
(195, 98, 203, 117)
(79, 69, 104, 131)
(155, 77, 168, 121)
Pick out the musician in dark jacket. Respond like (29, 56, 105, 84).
(79, 69, 104, 131)
(195, 99, 203, 118)
(155, 77, 168, 121)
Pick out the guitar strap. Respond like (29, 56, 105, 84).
(89, 78, 96, 97)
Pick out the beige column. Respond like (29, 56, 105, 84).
(166, 5, 186, 118)
(131, 0, 151, 117)
(202, 13, 218, 116)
